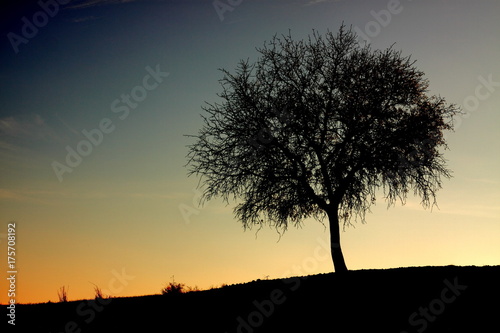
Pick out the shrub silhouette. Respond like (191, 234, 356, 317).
(161, 281, 185, 295)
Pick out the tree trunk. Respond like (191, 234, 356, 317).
(327, 207, 348, 274)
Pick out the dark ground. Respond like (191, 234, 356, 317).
(3, 265, 500, 332)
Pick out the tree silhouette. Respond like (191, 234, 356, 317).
(186, 25, 460, 273)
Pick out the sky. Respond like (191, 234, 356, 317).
(0, 0, 499, 304)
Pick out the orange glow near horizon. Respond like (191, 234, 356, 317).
(1, 188, 499, 305)
(1, 0, 499, 307)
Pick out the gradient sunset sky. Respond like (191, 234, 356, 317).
(1, 0, 499, 304)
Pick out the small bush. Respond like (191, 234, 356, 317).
(161, 281, 185, 295)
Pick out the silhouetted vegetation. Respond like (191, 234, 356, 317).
(161, 276, 187, 295)
(186, 24, 461, 273)
(161, 281, 186, 295)
(6, 266, 499, 333)
(185, 285, 201, 293)
(92, 284, 108, 300)
(57, 286, 69, 303)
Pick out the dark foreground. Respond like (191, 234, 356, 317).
(3, 265, 500, 332)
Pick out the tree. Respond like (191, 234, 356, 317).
(186, 25, 460, 273)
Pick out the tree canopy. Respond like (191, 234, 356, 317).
(186, 25, 460, 272)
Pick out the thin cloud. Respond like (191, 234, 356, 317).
(73, 191, 180, 200)
(125, 192, 179, 200)
(303, 0, 343, 7)
(66, 0, 146, 10)
(53, 114, 82, 139)
(0, 187, 181, 204)
(69, 15, 102, 23)
(64, 0, 170, 25)
(0, 189, 54, 205)
(0, 140, 19, 152)
(463, 177, 499, 186)
(438, 204, 500, 220)
(0, 114, 61, 142)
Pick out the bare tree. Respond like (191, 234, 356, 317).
(186, 25, 460, 273)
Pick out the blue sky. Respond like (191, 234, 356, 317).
(0, 0, 499, 303)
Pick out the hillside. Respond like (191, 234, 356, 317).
(3, 265, 500, 332)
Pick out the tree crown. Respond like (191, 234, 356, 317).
(186, 25, 460, 233)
